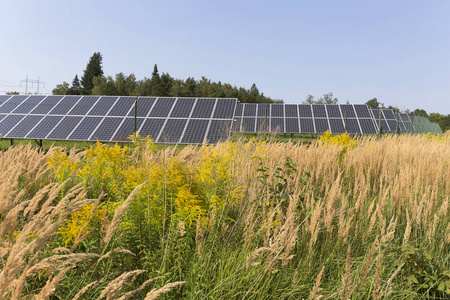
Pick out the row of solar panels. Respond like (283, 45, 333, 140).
(0, 95, 419, 144)
(0, 95, 235, 144)
(231, 103, 414, 134)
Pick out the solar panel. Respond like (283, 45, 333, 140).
(387, 120, 398, 132)
(270, 118, 284, 133)
(0, 96, 28, 113)
(257, 104, 270, 117)
(49, 96, 82, 115)
(158, 119, 187, 143)
(170, 98, 195, 118)
(138, 97, 157, 117)
(256, 118, 268, 132)
(191, 98, 216, 118)
(345, 119, 361, 134)
(340, 105, 356, 118)
(271, 104, 284, 117)
(300, 118, 315, 133)
(26, 116, 63, 139)
(12, 96, 46, 114)
(91, 117, 124, 141)
(47, 116, 83, 140)
(329, 118, 345, 134)
(326, 105, 341, 118)
(314, 118, 329, 134)
(110, 97, 136, 117)
(234, 103, 244, 117)
(88, 97, 118, 116)
(359, 119, 377, 134)
(181, 119, 209, 144)
(213, 98, 237, 119)
(0, 95, 12, 105)
(242, 117, 256, 132)
(138, 118, 165, 141)
(207, 120, 232, 143)
(0, 115, 26, 136)
(285, 118, 299, 133)
(312, 105, 327, 118)
(69, 96, 100, 115)
(6, 115, 43, 138)
(285, 104, 298, 118)
(243, 103, 257, 117)
(30, 96, 64, 114)
(68, 117, 103, 140)
(354, 105, 371, 118)
(298, 105, 313, 118)
(382, 109, 396, 120)
(231, 118, 242, 132)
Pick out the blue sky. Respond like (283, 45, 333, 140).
(1, 0, 449, 114)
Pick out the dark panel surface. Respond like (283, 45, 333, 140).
(285, 105, 298, 118)
(26, 116, 63, 139)
(138, 118, 165, 141)
(31, 96, 64, 114)
(270, 118, 284, 133)
(0, 96, 28, 113)
(12, 95, 45, 114)
(354, 105, 371, 118)
(285, 118, 299, 133)
(256, 118, 269, 132)
(359, 119, 377, 134)
(257, 104, 270, 117)
(49, 96, 82, 115)
(110, 97, 136, 116)
(231, 118, 242, 132)
(135, 97, 157, 117)
(299, 118, 315, 133)
(271, 104, 284, 117)
(241, 117, 256, 132)
(387, 120, 398, 132)
(376, 120, 389, 133)
(312, 105, 327, 118)
(326, 105, 342, 118)
(181, 119, 209, 144)
(69, 96, 99, 115)
(345, 119, 361, 134)
(170, 98, 195, 118)
(314, 118, 329, 134)
(0, 95, 11, 106)
(329, 119, 345, 134)
(47, 116, 82, 140)
(207, 120, 232, 143)
(234, 103, 244, 117)
(7, 115, 43, 138)
(88, 97, 118, 116)
(213, 98, 236, 119)
(158, 119, 187, 143)
(148, 97, 174, 118)
(243, 103, 257, 117)
(91, 117, 124, 141)
(0, 115, 26, 136)
(68, 117, 102, 140)
(298, 105, 313, 118)
(191, 98, 216, 118)
(340, 105, 357, 118)
(382, 109, 396, 120)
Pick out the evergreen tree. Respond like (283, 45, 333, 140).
(160, 73, 173, 96)
(149, 64, 161, 96)
(80, 52, 104, 95)
(67, 75, 80, 95)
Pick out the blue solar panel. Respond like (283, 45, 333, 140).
(138, 118, 165, 141)
(242, 117, 256, 132)
(68, 117, 103, 140)
(285, 118, 299, 133)
(314, 118, 329, 134)
(26, 116, 63, 139)
(88, 97, 118, 116)
(191, 98, 216, 118)
(0, 115, 26, 136)
(90, 117, 124, 141)
(12, 96, 45, 114)
(257, 104, 270, 117)
(109, 97, 136, 117)
(300, 118, 315, 133)
(270, 118, 284, 132)
(47, 116, 83, 140)
(326, 105, 342, 118)
(285, 105, 298, 118)
(207, 120, 232, 143)
(340, 105, 356, 118)
(312, 105, 327, 118)
(256, 118, 268, 132)
(49, 96, 82, 115)
(329, 119, 345, 134)
(382, 109, 396, 120)
(182, 119, 209, 144)
(345, 119, 361, 134)
(30, 96, 64, 114)
(243, 104, 257, 117)
(234, 103, 244, 117)
(69, 96, 100, 115)
(0, 95, 12, 106)
(170, 98, 195, 118)
(354, 105, 371, 118)
(359, 119, 377, 134)
(271, 104, 284, 117)
(299, 105, 313, 118)
(148, 97, 174, 118)
(135, 97, 156, 117)
(0, 96, 28, 113)
(6, 115, 44, 138)
(213, 98, 236, 119)
(158, 119, 187, 143)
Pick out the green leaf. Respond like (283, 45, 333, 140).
(438, 282, 446, 291)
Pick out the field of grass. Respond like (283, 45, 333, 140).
(1, 132, 450, 299)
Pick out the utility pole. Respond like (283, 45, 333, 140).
(20, 75, 45, 95)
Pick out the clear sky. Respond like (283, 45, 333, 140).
(1, 0, 449, 114)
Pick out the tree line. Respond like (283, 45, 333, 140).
(53, 52, 281, 103)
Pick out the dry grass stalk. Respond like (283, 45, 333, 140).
(144, 281, 186, 300)
(33, 266, 73, 300)
(339, 245, 355, 299)
(72, 280, 103, 300)
(98, 248, 135, 263)
(383, 263, 404, 298)
(309, 266, 325, 300)
(402, 209, 412, 246)
(116, 276, 164, 300)
(98, 269, 146, 300)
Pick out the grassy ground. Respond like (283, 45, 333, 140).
(1, 132, 450, 299)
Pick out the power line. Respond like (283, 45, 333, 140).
(21, 75, 45, 95)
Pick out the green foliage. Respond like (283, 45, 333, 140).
(80, 52, 104, 95)
(303, 92, 338, 104)
(366, 97, 384, 109)
(52, 81, 70, 95)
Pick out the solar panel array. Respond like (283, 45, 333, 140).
(396, 113, 414, 132)
(371, 109, 399, 133)
(0, 95, 236, 144)
(231, 103, 379, 134)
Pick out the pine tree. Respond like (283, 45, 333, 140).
(67, 74, 80, 95)
(149, 64, 161, 96)
(80, 52, 104, 95)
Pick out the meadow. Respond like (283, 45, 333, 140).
(1, 132, 450, 299)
